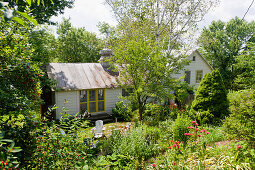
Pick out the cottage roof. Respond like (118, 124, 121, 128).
(47, 63, 117, 91)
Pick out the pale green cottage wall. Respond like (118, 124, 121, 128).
(55, 88, 122, 119)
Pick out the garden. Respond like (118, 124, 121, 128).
(1, 71, 255, 169)
(1, 0, 255, 169)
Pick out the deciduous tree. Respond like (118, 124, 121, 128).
(56, 18, 103, 63)
(106, 0, 217, 120)
(199, 17, 255, 89)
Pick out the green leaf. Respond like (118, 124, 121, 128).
(17, 11, 38, 26)
(26, 0, 32, 6)
(12, 17, 25, 26)
(11, 148, 22, 153)
(1, 139, 13, 143)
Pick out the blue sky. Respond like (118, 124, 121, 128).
(50, 0, 255, 35)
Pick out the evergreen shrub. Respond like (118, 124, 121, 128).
(190, 70, 229, 124)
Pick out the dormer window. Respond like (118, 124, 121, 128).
(193, 56, 196, 61)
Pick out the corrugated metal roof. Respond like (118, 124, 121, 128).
(47, 63, 117, 91)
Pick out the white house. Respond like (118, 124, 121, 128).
(46, 49, 212, 119)
(173, 49, 213, 88)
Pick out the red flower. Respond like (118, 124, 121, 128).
(173, 144, 177, 147)
(170, 140, 173, 143)
(184, 133, 188, 136)
(196, 123, 199, 126)
(191, 121, 196, 124)
(1, 161, 4, 164)
(203, 129, 207, 132)
(195, 128, 199, 131)
(175, 141, 179, 144)
(172, 162, 177, 165)
(237, 145, 242, 149)
(168, 146, 172, 149)
(206, 132, 210, 135)
(5, 162, 8, 165)
(177, 144, 180, 149)
(152, 164, 157, 167)
(181, 141, 184, 143)
(200, 131, 203, 133)
(197, 135, 202, 137)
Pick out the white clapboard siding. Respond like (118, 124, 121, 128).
(105, 88, 122, 114)
(55, 91, 79, 119)
(55, 88, 122, 119)
(173, 50, 212, 88)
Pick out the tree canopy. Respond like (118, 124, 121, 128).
(199, 17, 255, 89)
(55, 18, 103, 63)
(106, 0, 216, 120)
(6, 0, 74, 24)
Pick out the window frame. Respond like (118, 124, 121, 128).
(196, 70, 203, 83)
(79, 89, 105, 113)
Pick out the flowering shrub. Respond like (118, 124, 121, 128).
(172, 114, 191, 144)
(0, 130, 22, 169)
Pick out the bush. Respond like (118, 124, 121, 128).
(112, 101, 133, 121)
(191, 70, 229, 124)
(100, 125, 161, 162)
(144, 103, 186, 126)
(223, 89, 255, 142)
(172, 114, 191, 144)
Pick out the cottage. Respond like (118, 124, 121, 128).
(45, 49, 212, 119)
(174, 49, 213, 88)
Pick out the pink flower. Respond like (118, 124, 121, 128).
(168, 146, 172, 149)
(184, 133, 188, 136)
(170, 140, 173, 143)
(172, 162, 177, 165)
(200, 131, 203, 133)
(237, 145, 242, 149)
(191, 121, 196, 124)
(181, 141, 184, 143)
(195, 128, 199, 131)
(206, 132, 210, 135)
(152, 164, 157, 167)
(173, 144, 177, 147)
(175, 141, 179, 144)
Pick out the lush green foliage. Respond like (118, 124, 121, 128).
(223, 89, 255, 142)
(199, 17, 255, 89)
(55, 18, 103, 63)
(0, 20, 42, 116)
(6, 0, 74, 24)
(100, 125, 161, 162)
(233, 43, 255, 90)
(191, 70, 229, 124)
(107, 0, 216, 120)
(172, 114, 191, 144)
(144, 103, 186, 126)
(112, 101, 133, 122)
(28, 27, 56, 64)
(31, 119, 92, 169)
(0, 130, 22, 169)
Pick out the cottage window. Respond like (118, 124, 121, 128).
(196, 70, 203, 83)
(184, 71, 191, 84)
(80, 89, 105, 113)
(193, 56, 196, 61)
